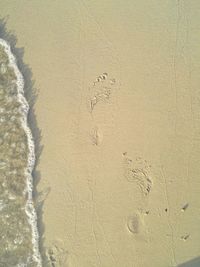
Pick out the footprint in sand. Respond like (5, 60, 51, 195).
(89, 125, 103, 146)
(87, 72, 118, 113)
(46, 239, 68, 267)
(122, 152, 153, 196)
(127, 213, 141, 234)
(127, 211, 148, 241)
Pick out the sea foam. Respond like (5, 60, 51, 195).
(0, 38, 42, 266)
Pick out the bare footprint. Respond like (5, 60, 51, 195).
(127, 211, 148, 241)
(46, 239, 68, 267)
(127, 213, 140, 234)
(122, 153, 153, 196)
(87, 72, 118, 113)
(89, 126, 103, 146)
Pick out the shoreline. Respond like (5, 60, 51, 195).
(0, 38, 42, 266)
(0, 20, 46, 264)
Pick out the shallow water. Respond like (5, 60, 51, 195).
(0, 42, 41, 267)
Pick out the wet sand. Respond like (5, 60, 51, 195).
(1, 1, 200, 266)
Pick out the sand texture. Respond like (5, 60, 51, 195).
(1, 1, 200, 266)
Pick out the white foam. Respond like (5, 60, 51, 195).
(0, 38, 42, 266)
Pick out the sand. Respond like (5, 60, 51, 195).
(1, 1, 200, 266)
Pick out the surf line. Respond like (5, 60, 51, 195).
(0, 38, 42, 266)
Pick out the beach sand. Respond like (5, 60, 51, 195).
(1, 1, 200, 266)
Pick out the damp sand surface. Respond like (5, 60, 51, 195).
(0, 41, 41, 266)
(1, 1, 200, 266)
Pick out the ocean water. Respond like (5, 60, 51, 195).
(0, 39, 42, 267)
